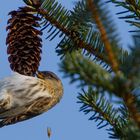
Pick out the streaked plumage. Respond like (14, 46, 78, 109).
(0, 71, 63, 127)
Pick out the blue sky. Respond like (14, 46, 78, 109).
(0, 0, 132, 140)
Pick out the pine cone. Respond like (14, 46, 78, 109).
(6, 6, 42, 76)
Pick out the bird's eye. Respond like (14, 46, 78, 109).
(48, 75, 53, 78)
(47, 74, 54, 79)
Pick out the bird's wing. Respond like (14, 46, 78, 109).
(0, 97, 52, 128)
(0, 96, 52, 119)
(0, 72, 51, 114)
(0, 104, 29, 119)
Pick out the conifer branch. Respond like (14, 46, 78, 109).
(87, 0, 140, 128)
(37, 8, 109, 63)
(78, 88, 127, 139)
(108, 0, 140, 31)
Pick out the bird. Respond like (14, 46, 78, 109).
(0, 71, 63, 127)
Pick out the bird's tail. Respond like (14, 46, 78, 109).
(0, 119, 8, 128)
(0, 117, 18, 128)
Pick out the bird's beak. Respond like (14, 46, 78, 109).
(36, 71, 44, 79)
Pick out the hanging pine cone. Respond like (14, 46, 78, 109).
(6, 6, 42, 76)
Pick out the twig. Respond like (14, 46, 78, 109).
(87, 0, 119, 73)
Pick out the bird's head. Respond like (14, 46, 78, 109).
(36, 71, 60, 81)
(36, 71, 63, 95)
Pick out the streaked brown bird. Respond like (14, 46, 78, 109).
(0, 71, 63, 127)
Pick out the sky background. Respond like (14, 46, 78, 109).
(0, 0, 133, 140)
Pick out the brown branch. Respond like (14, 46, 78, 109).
(123, 93, 140, 128)
(38, 8, 109, 64)
(87, 0, 119, 73)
